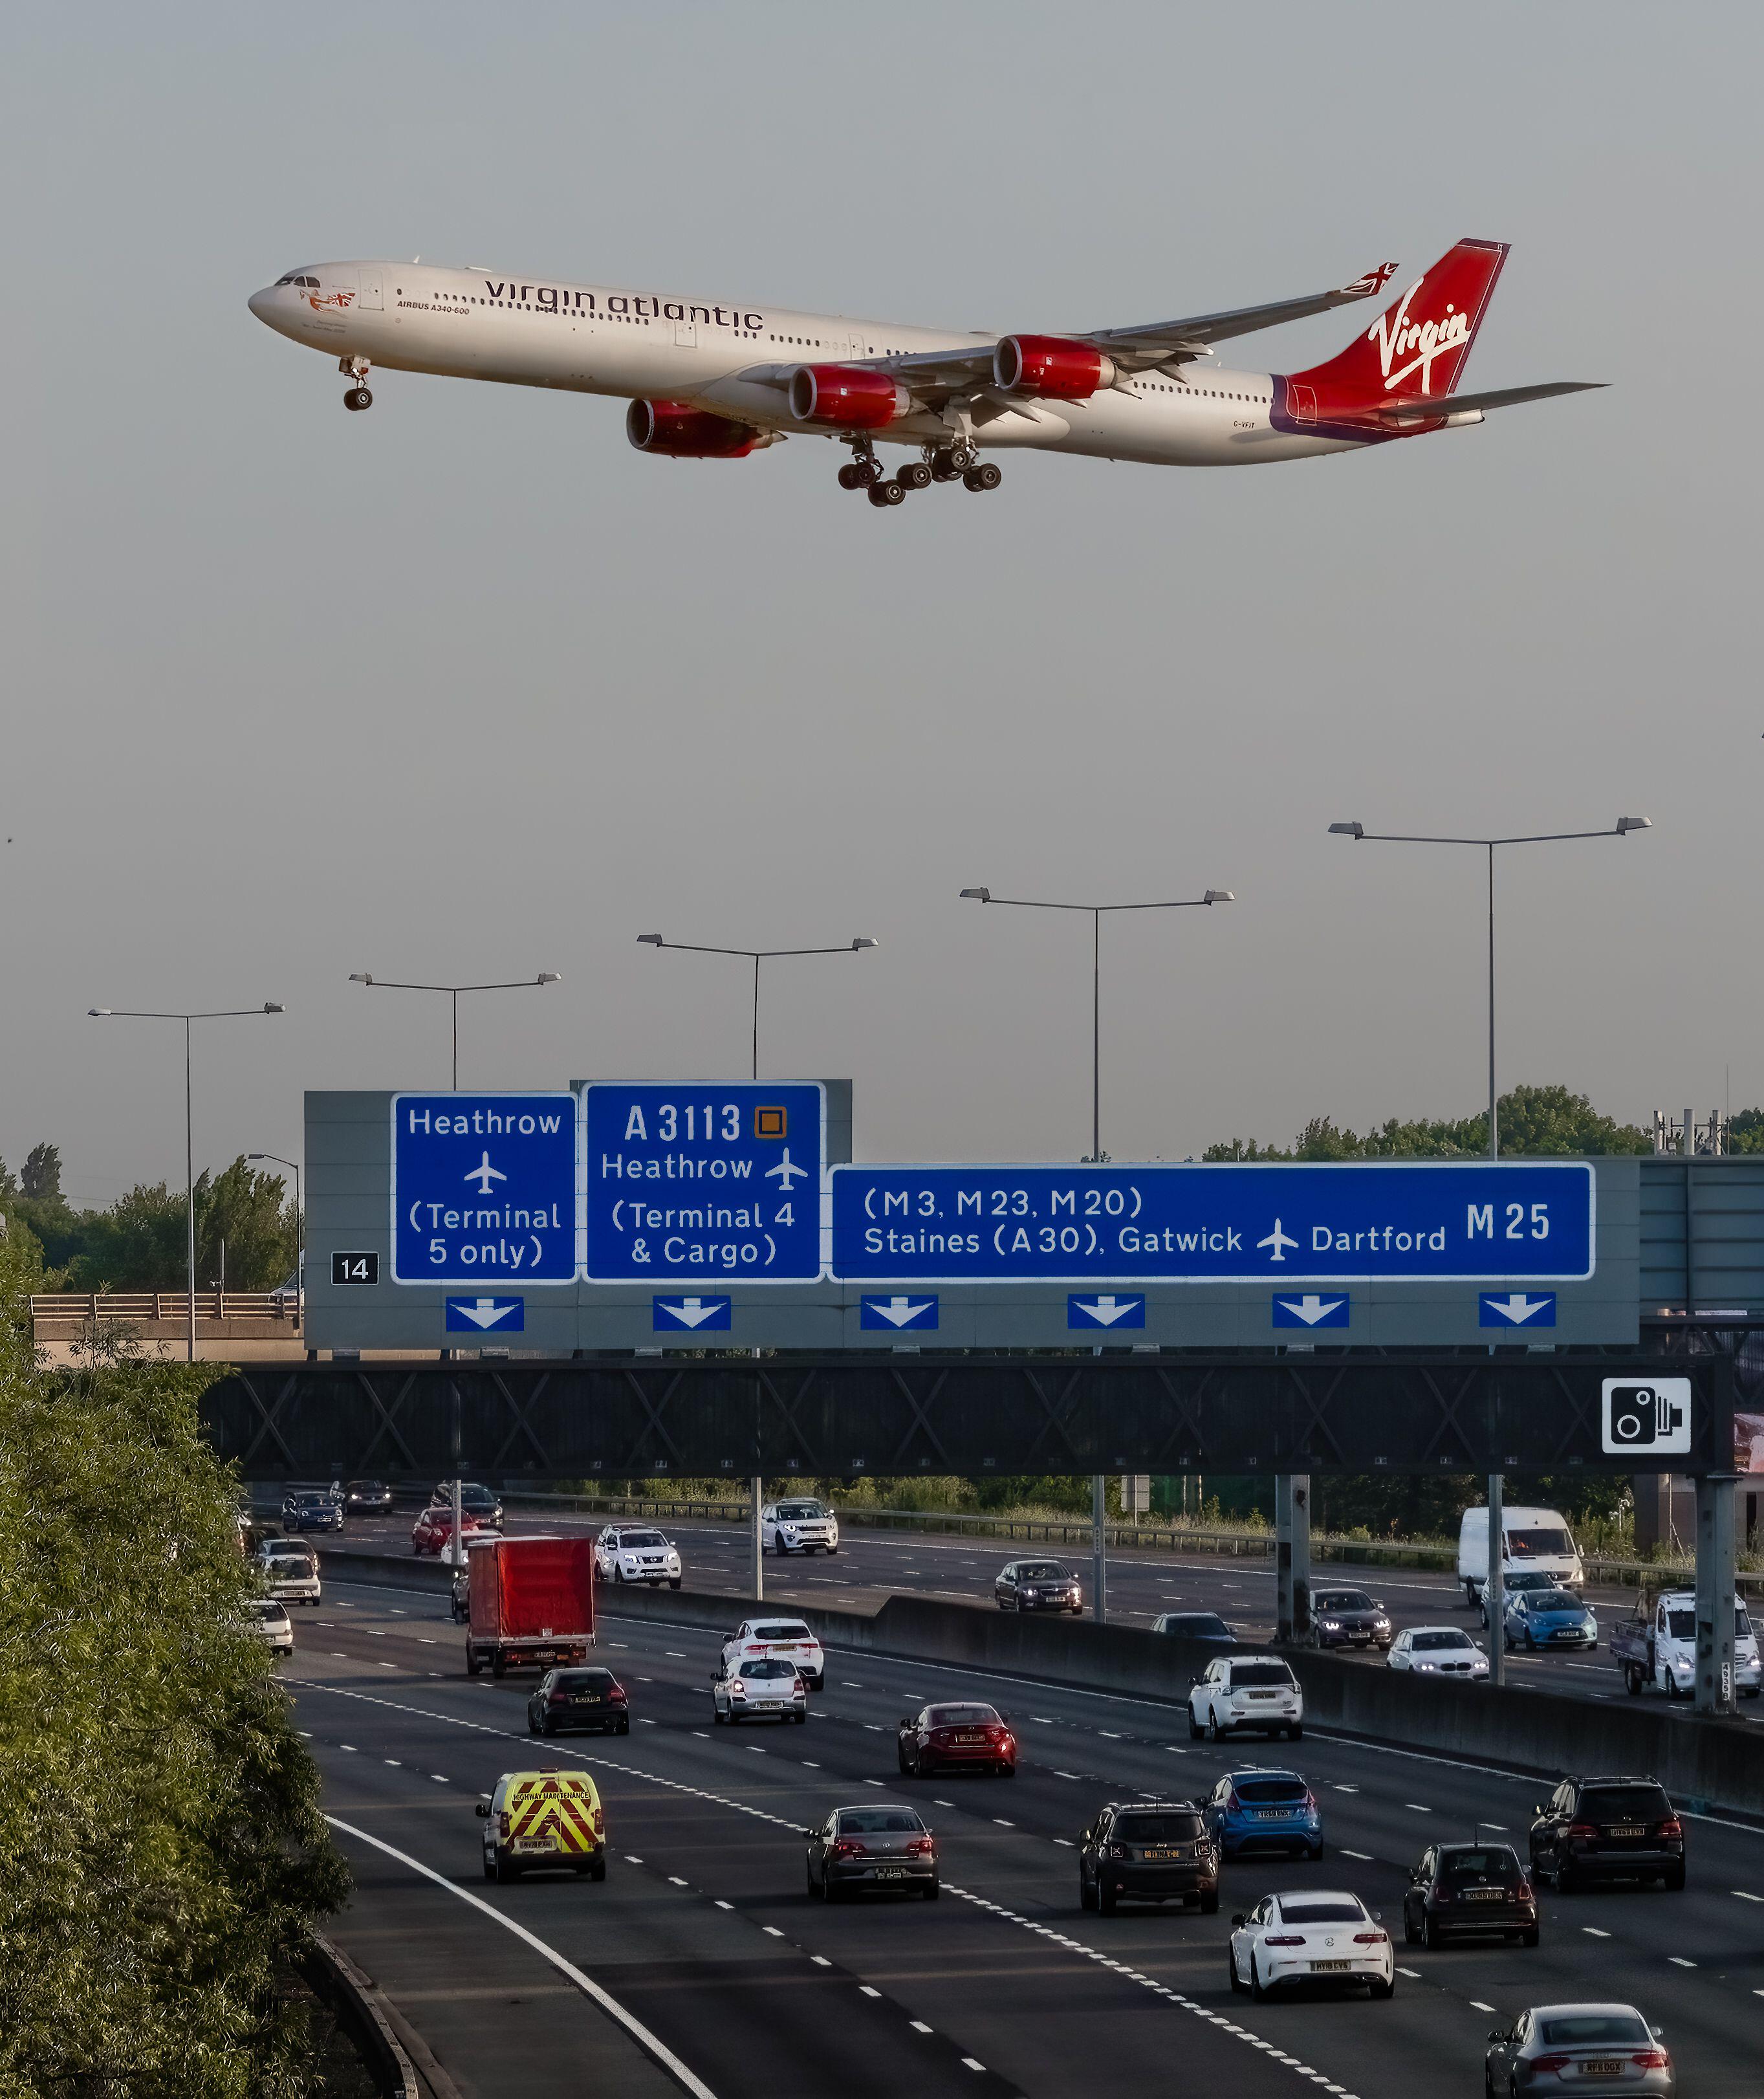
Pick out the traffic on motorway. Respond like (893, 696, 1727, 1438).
(282, 1565, 1760, 2098)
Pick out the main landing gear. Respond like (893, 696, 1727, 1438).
(838, 438, 1001, 507)
(340, 356, 373, 412)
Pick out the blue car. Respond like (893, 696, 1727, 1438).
(281, 1488, 343, 1533)
(1503, 1587, 1597, 1652)
(1203, 1768, 1323, 1860)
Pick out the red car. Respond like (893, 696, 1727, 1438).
(897, 1701, 1016, 1779)
(411, 1504, 482, 1556)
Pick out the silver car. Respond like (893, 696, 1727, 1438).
(712, 1654, 807, 1725)
(1486, 2004, 1673, 2096)
(256, 1544, 321, 1605)
(243, 1598, 294, 1655)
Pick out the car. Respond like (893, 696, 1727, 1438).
(1188, 1656, 1304, 1741)
(448, 1530, 518, 1618)
(897, 1700, 1016, 1778)
(1080, 1799, 1219, 1915)
(712, 1653, 808, 1724)
(1485, 2005, 1673, 2096)
(254, 1542, 321, 1605)
(1403, 1842, 1538, 1948)
(281, 1487, 343, 1533)
(1204, 1767, 1323, 1860)
(1311, 1588, 1393, 1651)
(412, 1504, 482, 1556)
(1527, 1775, 1685, 1892)
(1152, 1610, 1237, 1643)
(342, 1478, 393, 1516)
(805, 1805, 938, 1901)
(721, 1617, 825, 1691)
(761, 1498, 840, 1555)
(243, 1598, 294, 1654)
(994, 1559, 1083, 1613)
(1228, 1889, 1393, 2000)
(1478, 1566, 1558, 1628)
(593, 1526, 683, 1588)
(528, 1666, 630, 1736)
(1504, 1588, 1598, 1653)
(475, 1767, 606, 1883)
(1387, 1626, 1489, 1678)
(433, 1479, 504, 1528)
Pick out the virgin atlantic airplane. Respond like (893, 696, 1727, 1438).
(248, 239, 1598, 506)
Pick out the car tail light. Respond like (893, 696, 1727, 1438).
(1108, 1845, 1129, 1859)
(1654, 1818, 1682, 1838)
(1514, 1881, 1534, 1901)
(831, 1840, 867, 1860)
(906, 1836, 935, 1856)
(1631, 2051, 1669, 2071)
(1263, 1934, 1305, 1947)
(1433, 1887, 1452, 1903)
(1353, 1930, 1387, 1944)
(609, 1689, 627, 1705)
(592, 1808, 605, 1835)
(497, 1813, 510, 1839)
(1302, 1790, 1318, 1812)
(1566, 1823, 1598, 1840)
(548, 1691, 567, 1704)
(1527, 2053, 1571, 2076)
(986, 1727, 1005, 1744)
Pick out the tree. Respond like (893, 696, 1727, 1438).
(20, 1141, 61, 1200)
(1204, 1083, 1650, 1161)
(63, 1181, 188, 1291)
(195, 1157, 299, 1291)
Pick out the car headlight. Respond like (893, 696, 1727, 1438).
(1322, 1620, 1340, 1630)
(1374, 1616, 1390, 1627)
(1415, 1661, 1437, 1671)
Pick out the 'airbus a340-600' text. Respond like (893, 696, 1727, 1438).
(247, 240, 1600, 509)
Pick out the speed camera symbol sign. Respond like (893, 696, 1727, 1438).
(1602, 1378, 1693, 1456)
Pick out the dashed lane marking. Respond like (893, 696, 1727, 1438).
(1341, 1851, 1373, 1862)
(669, 1876, 689, 1887)
(860, 1984, 881, 1997)
(1582, 1928, 1611, 1939)
(910, 2020, 932, 2033)
(1734, 1890, 1764, 1902)
(811, 1956, 831, 1968)
(714, 1900, 733, 1911)
(1471, 2001, 1496, 2012)
(1668, 1957, 1695, 1968)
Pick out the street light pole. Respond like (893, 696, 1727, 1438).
(246, 1151, 303, 1294)
(959, 886, 1234, 1163)
(637, 935, 878, 1081)
(88, 1004, 287, 1362)
(348, 973, 561, 1090)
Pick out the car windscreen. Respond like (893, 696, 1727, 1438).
(1439, 1847, 1521, 1882)
(263, 1552, 312, 1570)
(346, 1481, 383, 1493)
(1667, 1605, 1751, 1639)
(459, 1486, 496, 1504)
(754, 1623, 812, 1641)
(1538, 2015, 1650, 2048)
(1017, 1563, 1071, 1581)
(741, 1658, 798, 1679)
(1229, 1662, 1294, 1686)
(622, 1532, 667, 1548)
(552, 1671, 614, 1691)
(1276, 1900, 1364, 1924)
(248, 1599, 283, 1618)
(778, 1503, 825, 1519)
(928, 1706, 998, 1726)
(1411, 1630, 1472, 1651)
(1527, 1592, 1582, 1612)
(1164, 1614, 1230, 1638)
(1234, 1777, 1307, 1804)
(838, 1810, 922, 1834)
(1316, 1592, 1375, 1612)
(1114, 1812, 1203, 1842)
(1579, 1785, 1671, 1822)
(1507, 1570, 1553, 1590)
(1505, 1527, 1571, 1556)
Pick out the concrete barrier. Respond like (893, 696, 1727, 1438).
(318, 1552, 1764, 1821)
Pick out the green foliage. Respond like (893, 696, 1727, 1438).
(195, 1157, 299, 1290)
(0, 1231, 347, 2096)
(1729, 1108, 1764, 1154)
(1204, 1083, 1651, 1162)
(20, 1143, 61, 1200)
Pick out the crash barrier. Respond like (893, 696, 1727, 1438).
(318, 1550, 1764, 1821)
(300, 1934, 420, 2099)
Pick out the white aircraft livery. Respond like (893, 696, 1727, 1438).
(248, 239, 1599, 505)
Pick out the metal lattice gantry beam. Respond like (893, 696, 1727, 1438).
(201, 1348, 1736, 1482)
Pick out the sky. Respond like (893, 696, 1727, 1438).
(4, 4, 1759, 1207)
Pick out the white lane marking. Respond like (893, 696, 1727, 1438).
(417, 1637, 437, 1645)
(626, 1855, 643, 1863)
(1054, 1838, 1075, 1847)
(639, 1719, 657, 1727)
(714, 1900, 733, 1911)
(1668, 1957, 1695, 1968)
(692, 1731, 709, 1739)
(962, 2060, 986, 2072)
(1405, 1803, 1431, 1814)
(340, 1743, 356, 1751)
(1471, 2001, 1496, 2012)
(811, 1955, 831, 1968)
(1734, 1889, 1764, 1902)
(431, 1774, 448, 1783)
(934, 1800, 954, 1808)
(860, 1984, 881, 1997)
(1397, 1967, 1421, 1979)
(324, 1817, 719, 2099)
(1030, 1717, 1053, 1725)
(1333, 1786, 1359, 1794)
(1054, 1772, 1082, 1781)
(747, 1746, 767, 1755)
(1481, 1823, 1508, 1832)
(763, 1926, 783, 1937)
(864, 1779, 886, 1788)
(909, 2021, 932, 2033)
(384, 1759, 401, 1766)
(666, 1652, 686, 1658)
(331, 1653, 349, 1659)
(1583, 1928, 1611, 1939)
(669, 1876, 688, 1887)
(1341, 1850, 1373, 1862)
(994, 1819, 1015, 1828)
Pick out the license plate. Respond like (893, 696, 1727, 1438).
(574, 1695, 604, 1705)
(1606, 1827, 1644, 1839)
(873, 1867, 906, 1881)
(1465, 1889, 1503, 1900)
(1250, 1810, 1290, 1820)
(955, 1732, 987, 1744)
(1143, 1848, 1184, 1860)
(1580, 2064, 1624, 2078)
(514, 1837, 557, 1853)
(1309, 1960, 1351, 1972)
(1248, 1692, 1276, 1700)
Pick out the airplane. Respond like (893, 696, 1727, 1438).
(464, 1152, 506, 1196)
(247, 239, 1601, 507)
(1258, 1219, 1299, 1262)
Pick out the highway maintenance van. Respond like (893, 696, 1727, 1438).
(477, 1768, 606, 1882)
(1457, 1504, 1584, 1603)
(465, 1535, 594, 1678)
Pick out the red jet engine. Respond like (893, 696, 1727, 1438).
(789, 366, 911, 430)
(627, 401, 765, 457)
(992, 335, 1118, 399)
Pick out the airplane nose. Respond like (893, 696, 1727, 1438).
(248, 286, 275, 321)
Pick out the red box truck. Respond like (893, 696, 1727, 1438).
(465, 1537, 595, 1678)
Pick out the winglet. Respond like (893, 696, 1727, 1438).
(1340, 261, 1400, 300)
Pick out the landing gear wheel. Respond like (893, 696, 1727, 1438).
(344, 387, 373, 412)
(930, 449, 962, 482)
(896, 461, 932, 490)
(867, 481, 906, 507)
(972, 461, 1003, 490)
(948, 442, 978, 472)
(837, 463, 864, 490)
(858, 455, 884, 487)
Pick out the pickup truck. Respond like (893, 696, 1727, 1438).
(1610, 1588, 1761, 1698)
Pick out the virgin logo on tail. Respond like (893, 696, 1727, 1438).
(1368, 279, 1470, 396)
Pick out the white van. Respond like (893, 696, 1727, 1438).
(1457, 1504, 1584, 1604)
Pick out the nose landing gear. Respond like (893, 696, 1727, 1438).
(340, 357, 373, 412)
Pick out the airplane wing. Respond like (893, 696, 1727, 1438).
(1373, 379, 1606, 426)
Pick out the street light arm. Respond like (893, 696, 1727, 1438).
(638, 940, 876, 960)
(1329, 823, 1653, 848)
(89, 1007, 286, 1020)
(960, 894, 1230, 913)
(347, 976, 558, 993)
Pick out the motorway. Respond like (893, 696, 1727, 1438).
(312, 1504, 1743, 1714)
(294, 1572, 1764, 2099)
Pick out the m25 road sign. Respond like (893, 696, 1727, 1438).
(828, 1160, 1593, 1285)
(391, 1093, 578, 1284)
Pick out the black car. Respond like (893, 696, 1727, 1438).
(1403, 1842, 1538, 1948)
(1528, 1775, 1684, 1892)
(343, 1478, 393, 1515)
(994, 1559, 1083, 1613)
(805, 1805, 939, 1901)
(1152, 1612, 1237, 1643)
(432, 1479, 504, 1528)
(1312, 1588, 1394, 1651)
(528, 1667, 630, 1737)
(1080, 1801, 1219, 1915)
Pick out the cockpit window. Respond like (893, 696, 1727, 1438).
(300, 276, 320, 287)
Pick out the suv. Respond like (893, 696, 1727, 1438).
(1528, 1776, 1684, 1892)
(1188, 1656, 1303, 1742)
(1080, 1801, 1219, 1915)
(1404, 1842, 1538, 1948)
(762, 1499, 840, 1555)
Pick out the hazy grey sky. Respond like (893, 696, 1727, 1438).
(5, 5, 1758, 1205)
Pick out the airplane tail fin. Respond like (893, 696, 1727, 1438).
(1290, 238, 1508, 402)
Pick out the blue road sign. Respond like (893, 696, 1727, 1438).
(829, 1161, 1594, 1284)
(653, 1294, 732, 1332)
(1069, 1293, 1146, 1330)
(446, 1295, 525, 1333)
(860, 1293, 939, 1331)
(1273, 1292, 1350, 1329)
(1480, 1290, 1557, 1329)
(584, 1083, 824, 1284)
(391, 1093, 578, 1285)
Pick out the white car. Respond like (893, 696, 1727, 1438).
(762, 1498, 840, 1555)
(243, 1598, 294, 1654)
(255, 1544, 321, 1605)
(444, 1526, 505, 1570)
(1188, 1656, 1304, 1741)
(1388, 1626, 1490, 1679)
(711, 1653, 809, 1724)
(594, 1526, 683, 1588)
(721, 1616, 826, 1691)
(1229, 1889, 1394, 2000)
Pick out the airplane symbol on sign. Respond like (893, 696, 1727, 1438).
(766, 1147, 808, 1190)
(1258, 1218, 1298, 1261)
(464, 1151, 506, 1195)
